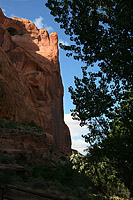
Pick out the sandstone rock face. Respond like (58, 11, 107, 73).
(0, 8, 71, 154)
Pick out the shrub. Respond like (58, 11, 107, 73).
(0, 169, 16, 184)
(0, 119, 5, 128)
(0, 154, 15, 164)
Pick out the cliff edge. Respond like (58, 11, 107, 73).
(0, 8, 71, 158)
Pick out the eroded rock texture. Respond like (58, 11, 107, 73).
(0, 8, 71, 155)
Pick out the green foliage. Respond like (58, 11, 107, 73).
(71, 153, 130, 199)
(47, 1, 131, 58)
(0, 154, 15, 164)
(46, 0, 132, 82)
(4, 120, 20, 129)
(0, 169, 16, 184)
(70, 93, 133, 198)
(31, 161, 89, 187)
(0, 119, 5, 127)
(46, 0, 132, 144)
(17, 161, 94, 200)
(32, 164, 55, 180)
(30, 177, 48, 190)
(46, 0, 133, 198)
(0, 119, 43, 133)
(100, 91, 133, 195)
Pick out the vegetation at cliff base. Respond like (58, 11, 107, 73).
(0, 119, 43, 133)
(46, 0, 133, 199)
(0, 158, 104, 200)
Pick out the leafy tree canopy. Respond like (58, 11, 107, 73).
(46, 0, 133, 144)
(71, 91, 133, 197)
(46, 0, 133, 197)
(46, 0, 132, 79)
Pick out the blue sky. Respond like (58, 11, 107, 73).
(0, 0, 88, 153)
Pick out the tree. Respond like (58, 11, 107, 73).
(46, 0, 133, 196)
(71, 91, 133, 198)
(70, 152, 126, 199)
(46, 0, 132, 143)
(100, 90, 133, 196)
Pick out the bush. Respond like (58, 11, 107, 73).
(32, 165, 55, 180)
(0, 154, 15, 164)
(5, 120, 19, 129)
(30, 178, 48, 190)
(0, 119, 5, 128)
(0, 119, 20, 129)
(0, 119, 43, 133)
(30, 161, 91, 190)
(0, 169, 16, 184)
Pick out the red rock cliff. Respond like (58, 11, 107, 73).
(0, 8, 71, 153)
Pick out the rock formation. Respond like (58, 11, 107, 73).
(0, 8, 71, 157)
